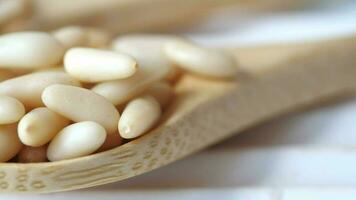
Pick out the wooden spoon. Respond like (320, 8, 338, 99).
(1, 35, 356, 193)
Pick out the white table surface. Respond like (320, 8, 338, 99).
(3, 0, 356, 199)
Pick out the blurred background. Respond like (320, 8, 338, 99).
(1, 0, 356, 199)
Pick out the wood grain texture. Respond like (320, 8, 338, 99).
(0, 36, 355, 193)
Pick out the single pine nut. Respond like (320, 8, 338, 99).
(0, 124, 22, 162)
(64, 48, 137, 82)
(97, 133, 123, 152)
(86, 28, 112, 48)
(0, 95, 25, 124)
(0, 32, 65, 69)
(0, 71, 81, 108)
(119, 95, 161, 139)
(52, 26, 88, 49)
(42, 84, 120, 134)
(164, 39, 238, 78)
(112, 34, 178, 81)
(17, 145, 47, 163)
(92, 60, 169, 105)
(18, 107, 70, 147)
(144, 82, 174, 108)
(47, 121, 107, 161)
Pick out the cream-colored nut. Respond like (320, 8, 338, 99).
(92, 35, 178, 105)
(47, 121, 107, 161)
(64, 48, 137, 82)
(17, 145, 47, 163)
(0, 124, 22, 162)
(52, 26, 88, 49)
(0, 95, 25, 124)
(92, 69, 156, 105)
(86, 28, 112, 48)
(18, 107, 70, 147)
(92, 56, 169, 105)
(119, 95, 161, 139)
(144, 82, 174, 108)
(42, 84, 120, 134)
(0, 32, 65, 69)
(164, 39, 238, 78)
(0, 71, 81, 108)
(112, 34, 178, 81)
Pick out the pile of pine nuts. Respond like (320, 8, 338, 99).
(0, 26, 238, 163)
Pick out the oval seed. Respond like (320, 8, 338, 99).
(42, 84, 120, 134)
(144, 82, 174, 108)
(119, 95, 161, 139)
(0, 124, 22, 162)
(0, 71, 81, 108)
(17, 145, 47, 163)
(47, 121, 107, 161)
(0, 32, 65, 69)
(64, 48, 137, 82)
(18, 107, 70, 147)
(0, 95, 25, 124)
(52, 26, 88, 49)
(112, 34, 179, 81)
(92, 65, 164, 106)
(164, 39, 238, 78)
(91, 45, 171, 106)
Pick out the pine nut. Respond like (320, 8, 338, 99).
(52, 26, 88, 49)
(0, 95, 25, 124)
(18, 107, 70, 147)
(42, 84, 120, 134)
(144, 82, 174, 108)
(92, 60, 169, 105)
(0, 71, 81, 108)
(64, 48, 137, 82)
(0, 32, 65, 69)
(17, 145, 47, 163)
(0, 124, 22, 162)
(112, 34, 179, 81)
(0, 31, 238, 163)
(47, 121, 107, 161)
(119, 95, 161, 139)
(164, 39, 238, 78)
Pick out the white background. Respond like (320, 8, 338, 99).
(4, 0, 356, 199)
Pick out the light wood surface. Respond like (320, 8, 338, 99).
(1, 0, 310, 33)
(0, 35, 355, 193)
